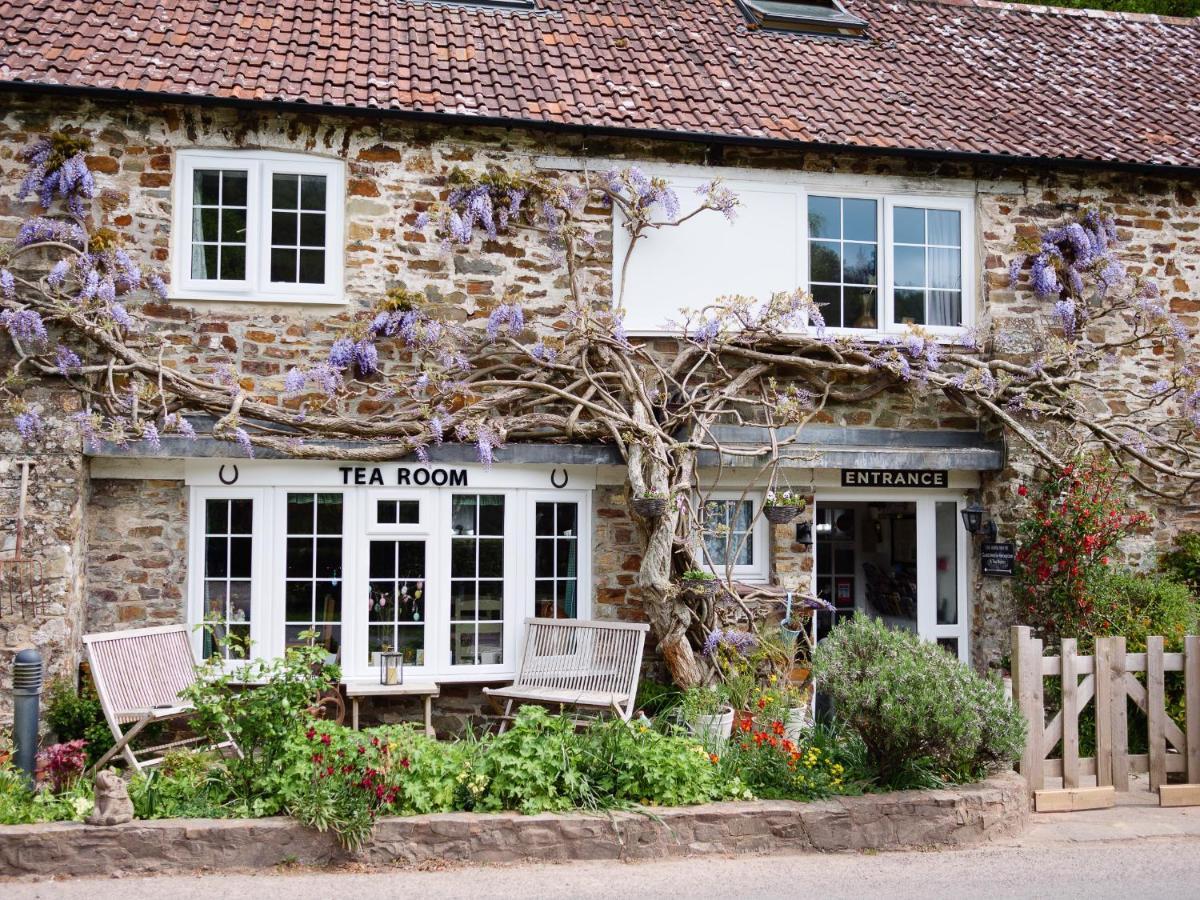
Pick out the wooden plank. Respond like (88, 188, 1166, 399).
(1159, 784, 1200, 808)
(1095, 637, 1113, 788)
(1033, 786, 1115, 813)
(1111, 636, 1130, 791)
(1043, 654, 1094, 676)
(1126, 753, 1187, 775)
(1043, 756, 1098, 778)
(1187, 635, 1200, 784)
(1148, 636, 1167, 791)
(1030, 635, 1045, 788)
(1061, 638, 1081, 789)
(1012, 626, 1042, 789)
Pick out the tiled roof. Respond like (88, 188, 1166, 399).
(1, 0, 1198, 170)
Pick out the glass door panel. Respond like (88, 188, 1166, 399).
(450, 494, 506, 666)
(368, 539, 427, 666)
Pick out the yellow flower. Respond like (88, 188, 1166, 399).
(769, 674, 778, 684)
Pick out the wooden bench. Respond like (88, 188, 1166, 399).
(483, 618, 649, 731)
(344, 681, 440, 737)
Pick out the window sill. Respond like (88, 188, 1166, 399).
(167, 291, 347, 306)
(625, 326, 977, 347)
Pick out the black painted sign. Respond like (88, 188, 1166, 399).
(339, 466, 468, 487)
(841, 469, 949, 489)
(981, 541, 1016, 577)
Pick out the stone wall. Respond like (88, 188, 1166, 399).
(0, 772, 1029, 877)
(0, 90, 1197, 682)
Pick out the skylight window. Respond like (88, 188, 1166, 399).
(736, 0, 867, 37)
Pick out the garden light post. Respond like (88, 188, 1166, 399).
(12, 646, 43, 786)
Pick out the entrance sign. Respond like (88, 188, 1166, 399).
(981, 541, 1016, 577)
(841, 469, 948, 488)
(339, 466, 468, 487)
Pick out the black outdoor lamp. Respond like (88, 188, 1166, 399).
(960, 501, 998, 541)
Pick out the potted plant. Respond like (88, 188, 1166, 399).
(763, 489, 806, 525)
(681, 568, 719, 599)
(780, 681, 813, 740)
(681, 685, 734, 742)
(630, 489, 670, 519)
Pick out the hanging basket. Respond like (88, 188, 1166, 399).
(764, 505, 801, 525)
(683, 578, 719, 600)
(631, 496, 669, 519)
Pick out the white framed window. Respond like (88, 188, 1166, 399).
(700, 491, 769, 583)
(610, 166, 975, 338)
(171, 150, 345, 304)
(884, 196, 974, 336)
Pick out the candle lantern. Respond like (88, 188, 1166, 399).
(379, 651, 404, 686)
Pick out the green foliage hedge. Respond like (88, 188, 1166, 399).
(812, 617, 1026, 787)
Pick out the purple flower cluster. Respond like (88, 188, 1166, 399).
(54, 345, 82, 375)
(605, 167, 680, 223)
(701, 628, 758, 658)
(0, 308, 48, 344)
(15, 217, 88, 249)
(14, 409, 42, 441)
(696, 180, 739, 223)
(18, 140, 97, 218)
(485, 303, 524, 341)
(0, 269, 14, 299)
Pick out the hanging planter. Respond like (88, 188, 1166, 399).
(680, 569, 719, 599)
(631, 493, 669, 519)
(764, 505, 801, 525)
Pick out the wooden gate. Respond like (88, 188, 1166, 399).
(1010, 625, 1200, 791)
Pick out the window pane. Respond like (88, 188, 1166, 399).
(451, 582, 475, 620)
(395, 500, 419, 524)
(478, 581, 504, 620)
(935, 501, 959, 626)
(193, 170, 222, 205)
(222, 171, 248, 206)
(478, 496, 504, 535)
(811, 284, 841, 329)
(300, 175, 327, 211)
(894, 246, 925, 288)
(894, 289, 925, 325)
(894, 207, 925, 244)
(273, 173, 299, 209)
(229, 537, 252, 578)
(229, 499, 253, 533)
(808, 195, 840, 239)
(270, 247, 296, 282)
(843, 287, 877, 330)
(229, 582, 252, 622)
(192, 244, 218, 280)
(206, 499, 229, 534)
(316, 494, 342, 534)
(929, 291, 961, 327)
(221, 208, 247, 243)
(556, 504, 577, 536)
(219, 244, 245, 280)
(377, 500, 397, 525)
(535, 503, 554, 536)
(205, 538, 228, 578)
(451, 539, 476, 577)
(843, 242, 877, 285)
(397, 542, 424, 579)
(300, 213, 325, 247)
(315, 583, 341, 621)
(287, 494, 314, 534)
(272, 211, 298, 245)
(536, 538, 553, 578)
(843, 198, 877, 242)
(298, 250, 325, 284)
(315, 538, 341, 578)
(370, 540, 395, 578)
(809, 241, 841, 283)
(928, 209, 960, 246)
(193, 208, 219, 242)
(285, 538, 313, 578)
(929, 248, 961, 290)
(478, 539, 504, 578)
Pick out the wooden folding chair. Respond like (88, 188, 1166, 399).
(82, 624, 239, 774)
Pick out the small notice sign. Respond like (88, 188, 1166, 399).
(981, 542, 1016, 577)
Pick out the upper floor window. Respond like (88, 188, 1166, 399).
(172, 150, 345, 304)
(701, 492, 768, 583)
(612, 171, 974, 339)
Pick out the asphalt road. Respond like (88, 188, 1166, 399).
(6, 837, 1200, 900)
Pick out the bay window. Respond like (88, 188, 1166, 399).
(187, 473, 591, 680)
(172, 150, 345, 304)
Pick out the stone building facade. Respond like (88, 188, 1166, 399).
(1, 0, 1199, 722)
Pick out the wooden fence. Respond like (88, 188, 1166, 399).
(1010, 625, 1200, 791)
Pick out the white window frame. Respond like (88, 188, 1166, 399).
(187, 486, 270, 669)
(186, 475, 594, 683)
(605, 162, 976, 340)
(171, 149, 345, 305)
(882, 195, 975, 339)
(699, 490, 769, 583)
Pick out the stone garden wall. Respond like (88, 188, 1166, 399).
(0, 772, 1029, 877)
(0, 90, 1197, 694)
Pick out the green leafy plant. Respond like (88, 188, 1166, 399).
(681, 569, 716, 582)
(812, 616, 1026, 788)
(44, 676, 115, 766)
(129, 750, 235, 819)
(180, 631, 338, 811)
(0, 759, 94, 824)
(680, 685, 730, 724)
(1160, 531, 1200, 596)
(474, 706, 594, 814)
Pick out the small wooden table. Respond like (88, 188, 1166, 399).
(344, 681, 440, 737)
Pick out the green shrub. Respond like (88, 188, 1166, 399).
(44, 677, 115, 766)
(0, 760, 94, 824)
(812, 617, 1026, 787)
(128, 750, 235, 819)
(1159, 532, 1200, 597)
(474, 706, 593, 814)
(1085, 568, 1197, 653)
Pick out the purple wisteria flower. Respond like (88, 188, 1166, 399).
(0, 309, 48, 344)
(485, 303, 524, 341)
(54, 345, 82, 375)
(283, 367, 307, 394)
(701, 628, 758, 658)
(15, 217, 88, 249)
(0, 269, 14, 299)
(15, 409, 42, 441)
(233, 427, 255, 458)
(328, 337, 355, 369)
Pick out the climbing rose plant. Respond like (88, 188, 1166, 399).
(1014, 454, 1151, 642)
(0, 130, 1197, 687)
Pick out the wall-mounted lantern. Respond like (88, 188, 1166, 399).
(960, 501, 998, 541)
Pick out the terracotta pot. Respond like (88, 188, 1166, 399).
(789, 665, 811, 683)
